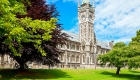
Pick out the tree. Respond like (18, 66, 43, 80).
(0, 0, 57, 69)
(98, 30, 140, 74)
(132, 29, 140, 42)
(98, 42, 127, 75)
(16, 0, 69, 68)
(127, 29, 140, 69)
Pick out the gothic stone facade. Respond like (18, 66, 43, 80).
(57, 1, 113, 69)
(0, 0, 113, 69)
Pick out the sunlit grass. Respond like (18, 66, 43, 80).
(0, 69, 140, 80)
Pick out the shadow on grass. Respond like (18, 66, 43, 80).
(0, 69, 71, 79)
(100, 71, 140, 80)
(129, 70, 140, 73)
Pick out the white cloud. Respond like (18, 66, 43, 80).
(94, 0, 140, 43)
(64, 0, 140, 43)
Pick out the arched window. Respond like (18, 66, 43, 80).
(76, 55, 80, 62)
(77, 45, 79, 50)
(61, 54, 64, 61)
(67, 55, 69, 62)
(90, 54, 94, 64)
(61, 44, 65, 48)
(82, 55, 85, 63)
(88, 15, 92, 21)
(71, 44, 75, 50)
(72, 55, 75, 62)
(67, 44, 69, 49)
(82, 45, 85, 51)
(81, 15, 86, 21)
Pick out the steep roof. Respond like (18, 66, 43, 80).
(96, 41, 112, 50)
(62, 30, 79, 42)
(62, 30, 112, 50)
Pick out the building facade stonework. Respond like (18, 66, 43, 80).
(57, 0, 113, 69)
(0, 0, 113, 69)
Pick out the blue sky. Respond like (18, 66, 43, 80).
(47, 0, 140, 43)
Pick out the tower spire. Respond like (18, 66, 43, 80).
(82, 0, 90, 4)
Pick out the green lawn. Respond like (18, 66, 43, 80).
(0, 69, 140, 80)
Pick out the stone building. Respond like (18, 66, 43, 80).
(0, 0, 113, 69)
(57, 0, 113, 68)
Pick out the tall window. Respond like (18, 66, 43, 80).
(82, 55, 85, 63)
(82, 45, 85, 51)
(90, 55, 94, 64)
(67, 55, 69, 62)
(67, 44, 69, 49)
(76, 56, 80, 62)
(72, 55, 75, 62)
(77, 45, 79, 50)
(87, 57, 89, 64)
(71, 44, 75, 50)
(61, 54, 64, 61)
(61, 44, 65, 48)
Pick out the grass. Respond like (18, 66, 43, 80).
(0, 69, 140, 80)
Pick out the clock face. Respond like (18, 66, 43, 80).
(88, 15, 92, 21)
(81, 15, 86, 21)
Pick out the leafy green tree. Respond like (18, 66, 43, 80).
(0, 0, 57, 69)
(98, 30, 140, 74)
(127, 29, 140, 69)
(98, 42, 127, 75)
(132, 29, 140, 42)
(16, 0, 69, 68)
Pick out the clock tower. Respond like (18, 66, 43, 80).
(78, 0, 95, 52)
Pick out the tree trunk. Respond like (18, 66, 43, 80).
(19, 63, 25, 70)
(18, 62, 28, 70)
(116, 67, 121, 75)
(48, 65, 50, 69)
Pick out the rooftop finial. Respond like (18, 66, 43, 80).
(92, 0, 94, 7)
(82, 0, 90, 4)
(78, 0, 80, 7)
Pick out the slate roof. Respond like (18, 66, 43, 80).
(96, 41, 112, 50)
(62, 30, 79, 42)
(62, 30, 112, 50)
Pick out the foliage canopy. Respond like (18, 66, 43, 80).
(98, 29, 140, 74)
(98, 42, 127, 75)
(0, 0, 57, 69)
